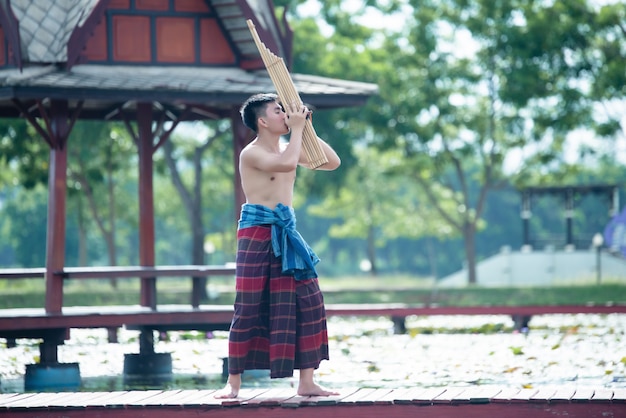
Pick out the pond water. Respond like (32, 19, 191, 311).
(1, 314, 625, 393)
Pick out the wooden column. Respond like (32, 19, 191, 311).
(45, 100, 70, 314)
(137, 102, 156, 309)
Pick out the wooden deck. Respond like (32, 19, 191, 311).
(0, 386, 624, 417)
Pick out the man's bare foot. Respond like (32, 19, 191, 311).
(297, 381, 339, 397)
(214, 375, 241, 399)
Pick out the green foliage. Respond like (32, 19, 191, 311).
(0, 118, 48, 189)
(0, 0, 624, 284)
(0, 277, 624, 309)
(1, 185, 47, 266)
(291, 0, 626, 283)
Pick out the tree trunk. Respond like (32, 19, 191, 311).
(463, 221, 477, 285)
(367, 224, 377, 276)
(106, 144, 117, 288)
(77, 196, 88, 266)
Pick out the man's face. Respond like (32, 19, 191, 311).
(261, 101, 289, 135)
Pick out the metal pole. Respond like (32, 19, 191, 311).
(597, 247, 602, 285)
(592, 233, 604, 285)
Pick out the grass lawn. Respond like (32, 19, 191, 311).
(0, 274, 624, 309)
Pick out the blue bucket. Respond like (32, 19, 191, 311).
(24, 363, 81, 392)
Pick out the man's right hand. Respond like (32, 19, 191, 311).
(285, 101, 308, 131)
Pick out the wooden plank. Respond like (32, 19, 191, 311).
(314, 387, 360, 406)
(373, 388, 407, 405)
(0, 392, 64, 409)
(432, 387, 469, 404)
(57, 265, 235, 279)
(105, 390, 165, 407)
(550, 387, 576, 403)
(529, 387, 557, 403)
(326, 304, 626, 317)
(81, 391, 131, 407)
(510, 388, 539, 403)
(612, 388, 626, 403)
(42, 391, 103, 407)
(388, 388, 423, 405)
(219, 388, 270, 407)
(0, 393, 37, 407)
(591, 388, 614, 403)
(411, 387, 447, 405)
(258, 389, 297, 407)
(337, 388, 379, 404)
(2, 303, 626, 337)
(178, 389, 224, 408)
(0, 305, 235, 333)
(57, 391, 131, 408)
(97, 390, 163, 408)
(571, 387, 595, 402)
(241, 388, 295, 407)
(463, 386, 502, 404)
(491, 387, 522, 403)
(134, 390, 186, 406)
(280, 394, 313, 408)
(0, 268, 45, 279)
(279, 387, 380, 409)
(356, 388, 394, 405)
(161, 389, 223, 407)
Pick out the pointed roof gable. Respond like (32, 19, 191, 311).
(213, 0, 292, 68)
(11, 0, 98, 63)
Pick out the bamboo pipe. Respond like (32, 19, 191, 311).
(247, 19, 328, 168)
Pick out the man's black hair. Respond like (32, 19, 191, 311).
(240, 93, 280, 133)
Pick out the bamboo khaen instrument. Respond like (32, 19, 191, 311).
(247, 19, 328, 169)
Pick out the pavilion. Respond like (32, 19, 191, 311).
(0, 0, 377, 387)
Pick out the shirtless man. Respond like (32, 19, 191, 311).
(215, 93, 340, 399)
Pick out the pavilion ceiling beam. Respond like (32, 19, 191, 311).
(11, 99, 53, 147)
(153, 106, 192, 152)
(11, 98, 84, 149)
(119, 109, 138, 145)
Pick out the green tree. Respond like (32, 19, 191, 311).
(308, 146, 451, 275)
(1, 185, 48, 267)
(67, 121, 136, 273)
(157, 120, 235, 301)
(358, 0, 625, 283)
(0, 119, 48, 189)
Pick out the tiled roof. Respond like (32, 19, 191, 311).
(0, 64, 377, 118)
(11, 0, 98, 63)
(0, 0, 377, 119)
(8, 0, 287, 66)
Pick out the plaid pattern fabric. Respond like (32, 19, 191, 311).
(227, 225, 330, 378)
(238, 203, 320, 280)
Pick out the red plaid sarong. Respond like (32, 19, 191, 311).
(227, 225, 330, 378)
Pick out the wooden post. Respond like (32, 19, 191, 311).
(137, 103, 157, 309)
(45, 100, 70, 314)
